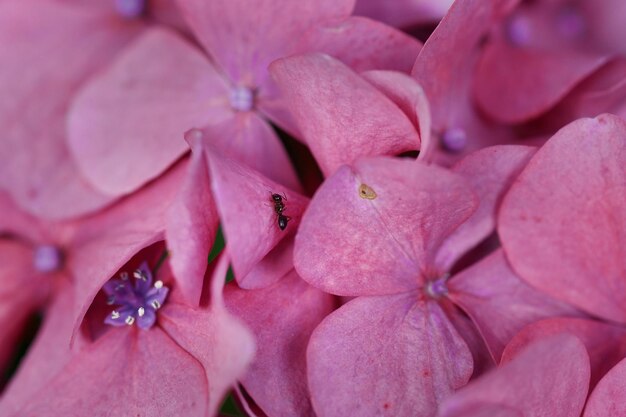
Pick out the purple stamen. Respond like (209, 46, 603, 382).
(424, 274, 450, 299)
(33, 244, 63, 273)
(441, 128, 467, 153)
(104, 262, 168, 330)
(115, 0, 146, 19)
(230, 86, 255, 112)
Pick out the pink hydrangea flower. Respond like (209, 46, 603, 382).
(66, 0, 421, 198)
(0, 160, 187, 414)
(294, 149, 572, 415)
(9, 254, 255, 417)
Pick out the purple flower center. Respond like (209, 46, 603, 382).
(104, 262, 169, 330)
(424, 275, 449, 299)
(441, 128, 467, 153)
(230, 86, 255, 112)
(33, 245, 63, 273)
(115, 0, 146, 19)
(555, 6, 586, 40)
(506, 13, 533, 47)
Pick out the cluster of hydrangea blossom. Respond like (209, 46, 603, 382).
(0, 0, 625, 416)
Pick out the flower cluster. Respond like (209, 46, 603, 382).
(0, 0, 625, 416)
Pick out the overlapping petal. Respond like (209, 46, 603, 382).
(159, 302, 255, 416)
(0, 0, 142, 218)
(435, 145, 536, 270)
(224, 269, 335, 417)
(271, 54, 420, 176)
(0, 242, 46, 374)
(0, 284, 85, 415)
(302, 16, 421, 74)
(499, 114, 626, 323)
(502, 318, 626, 389)
(308, 295, 472, 417)
(68, 160, 187, 339)
(413, 0, 515, 161)
(438, 334, 590, 417)
(448, 249, 580, 361)
(68, 28, 231, 195)
(14, 328, 208, 417)
(474, 36, 607, 123)
(360, 70, 433, 161)
(204, 146, 308, 288)
(175, 0, 354, 85)
(294, 157, 477, 296)
(584, 357, 626, 417)
(166, 136, 218, 306)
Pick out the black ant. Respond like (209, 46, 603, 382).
(271, 192, 291, 231)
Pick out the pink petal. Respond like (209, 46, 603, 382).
(0, 192, 44, 241)
(474, 35, 608, 123)
(444, 305, 495, 378)
(294, 157, 477, 296)
(412, 0, 511, 126)
(159, 302, 256, 416)
(301, 16, 422, 74)
(584, 357, 626, 417)
(353, 0, 453, 28)
(176, 0, 354, 85)
(0, 0, 141, 218)
(68, 27, 231, 195)
(0, 241, 46, 374)
(412, 0, 516, 164)
(166, 137, 218, 306)
(580, 0, 626, 55)
(498, 114, 626, 323)
(502, 317, 626, 389)
(224, 270, 335, 417)
(15, 328, 208, 416)
(448, 249, 581, 362)
(539, 58, 626, 130)
(204, 146, 308, 289)
(439, 403, 522, 417)
(435, 145, 536, 271)
(439, 334, 590, 417)
(239, 237, 297, 290)
(260, 16, 421, 137)
(270, 53, 420, 176)
(199, 113, 301, 191)
(0, 284, 87, 415)
(308, 295, 472, 417)
(68, 159, 187, 340)
(149, 0, 188, 32)
(360, 70, 433, 162)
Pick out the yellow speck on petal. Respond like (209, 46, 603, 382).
(358, 184, 377, 200)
